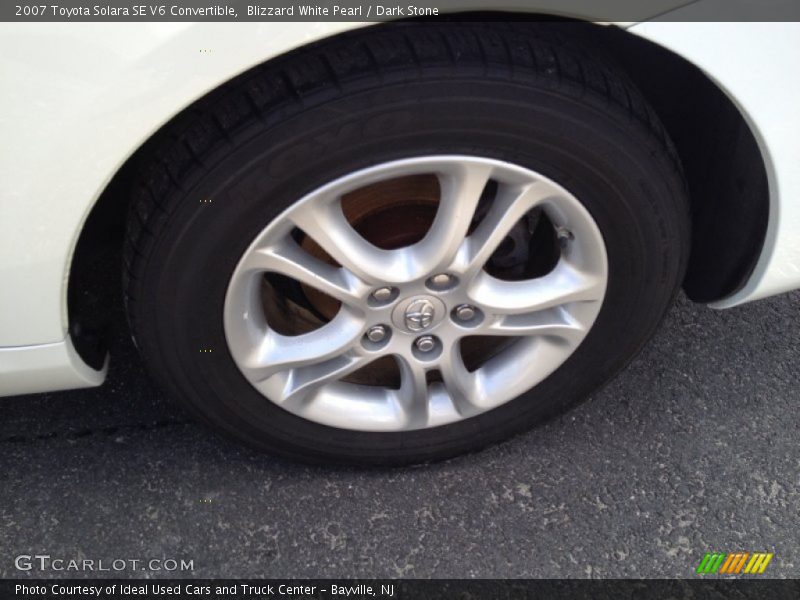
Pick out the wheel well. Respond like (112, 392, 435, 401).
(67, 18, 769, 366)
(592, 25, 769, 304)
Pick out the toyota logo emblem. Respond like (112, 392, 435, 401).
(404, 299, 435, 331)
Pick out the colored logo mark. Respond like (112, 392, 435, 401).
(696, 552, 773, 574)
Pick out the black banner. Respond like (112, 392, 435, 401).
(4, 0, 800, 22)
(3, 579, 800, 600)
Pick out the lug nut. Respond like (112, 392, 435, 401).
(371, 287, 394, 302)
(366, 325, 388, 343)
(455, 304, 476, 321)
(428, 273, 455, 290)
(415, 335, 436, 353)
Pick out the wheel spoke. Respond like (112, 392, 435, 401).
(395, 355, 430, 428)
(438, 342, 481, 416)
(279, 350, 371, 408)
(457, 180, 554, 276)
(241, 310, 364, 383)
(412, 162, 494, 274)
(482, 306, 588, 345)
(240, 239, 363, 306)
(470, 260, 605, 315)
(289, 199, 393, 283)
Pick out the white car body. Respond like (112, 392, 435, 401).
(1, 15, 799, 396)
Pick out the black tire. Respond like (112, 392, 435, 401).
(123, 22, 689, 465)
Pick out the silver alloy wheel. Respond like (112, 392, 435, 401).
(223, 156, 608, 432)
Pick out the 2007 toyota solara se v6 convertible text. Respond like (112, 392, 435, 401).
(1, 16, 798, 464)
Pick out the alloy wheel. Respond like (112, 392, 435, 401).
(223, 156, 608, 431)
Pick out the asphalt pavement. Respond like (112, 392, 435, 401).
(1, 291, 799, 579)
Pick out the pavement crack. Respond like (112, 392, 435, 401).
(0, 418, 192, 444)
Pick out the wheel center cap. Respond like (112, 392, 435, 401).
(392, 295, 447, 333)
(405, 299, 435, 331)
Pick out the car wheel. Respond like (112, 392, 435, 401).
(123, 23, 689, 464)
